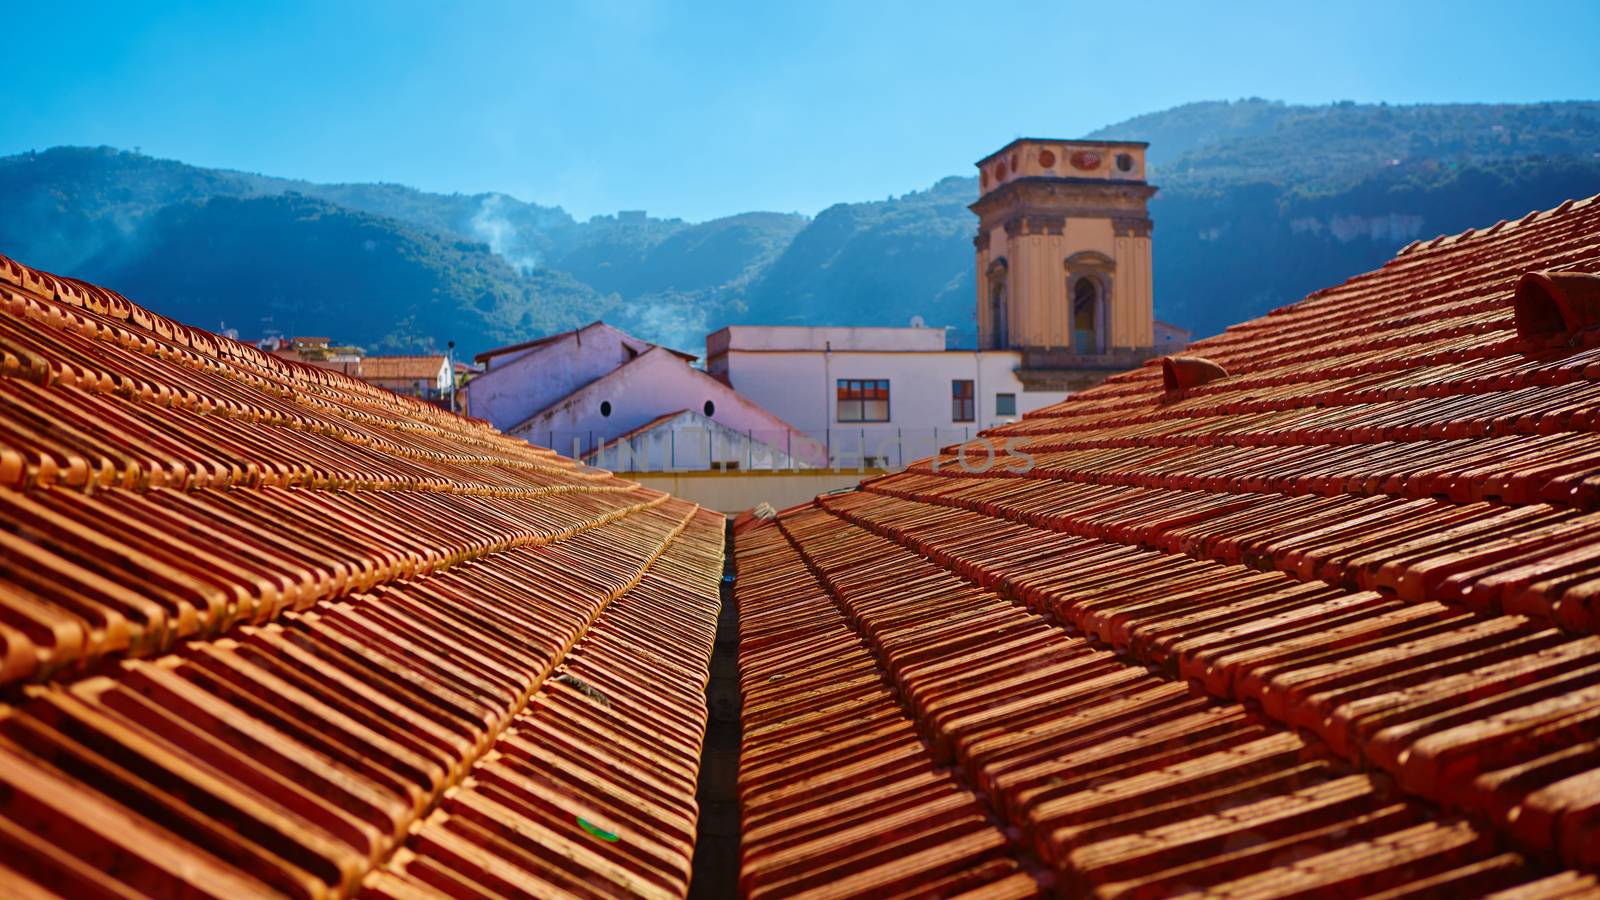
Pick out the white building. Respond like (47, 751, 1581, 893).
(461, 321, 828, 469)
(703, 136, 1189, 468)
(461, 136, 1186, 477)
(583, 409, 813, 472)
(706, 325, 1069, 468)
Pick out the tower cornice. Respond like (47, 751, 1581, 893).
(973, 138, 1159, 371)
(970, 177, 1159, 222)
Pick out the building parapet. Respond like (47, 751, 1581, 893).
(1014, 346, 1162, 391)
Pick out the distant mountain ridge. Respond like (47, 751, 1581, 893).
(1090, 99, 1600, 188)
(3, 98, 1598, 355)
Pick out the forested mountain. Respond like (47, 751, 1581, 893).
(746, 100, 1600, 344)
(77, 193, 610, 352)
(3, 99, 1597, 355)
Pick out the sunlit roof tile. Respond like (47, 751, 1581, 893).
(0, 251, 726, 895)
(737, 193, 1600, 892)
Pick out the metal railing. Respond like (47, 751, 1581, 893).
(539, 425, 1025, 474)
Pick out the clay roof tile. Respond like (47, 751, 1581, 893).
(0, 250, 724, 895)
(737, 192, 1600, 891)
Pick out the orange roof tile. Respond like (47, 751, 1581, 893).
(0, 250, 724, 895)
(358, 354, 447, 381)
(735, 523, 1045, 896)
(736, 193, 1600, 892)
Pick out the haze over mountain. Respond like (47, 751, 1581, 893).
(3, 98, 1597, 357)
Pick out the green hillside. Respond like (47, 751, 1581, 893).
(3, 99, 1598, 355)
(736, 177, 977, 332)
(739, 100, 1600, 344)
(77, 194, 609, 352)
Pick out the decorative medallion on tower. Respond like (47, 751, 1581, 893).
(971, 137, 1160, 390)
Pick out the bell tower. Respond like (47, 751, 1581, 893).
(972, 138, 1159, 390)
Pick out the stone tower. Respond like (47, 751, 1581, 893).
(972, 138, 1158, 390)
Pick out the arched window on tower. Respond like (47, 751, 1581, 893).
(991, 281, 1008, 349)
(1073, 277, 1100, 354)
(987, 259, 1009, 350)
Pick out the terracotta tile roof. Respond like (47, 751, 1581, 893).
(358, 354, 447, 381)
(735, 523, 1045, 897)
(0, 251, 725, 895)
(735, 194, 1600, 893)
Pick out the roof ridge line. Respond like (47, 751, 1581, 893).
(0, 486, 669, 695)
(757, 515, 1055, 890)
(396, 505, 724, 892)
(0, 313, 600, 492)
(1396, 193, 1600, 258)
(1, 495, 700, 896)
(1, 279, 542, 470)
(0, 253, 487, 436)
(809, 489, 1547, 875)
(359, 497, 703, 884)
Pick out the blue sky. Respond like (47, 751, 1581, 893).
(5, 0, 1598, 221)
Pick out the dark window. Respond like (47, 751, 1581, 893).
(703, 400, 715, 417)
(837, 379, 890, 422)
(995, 393, 1017, 416)
(600, 400, 612, 417)
(952, 379, 975, 422)
(1073, 277, 1099, 353)
(990, 278, 1008, 349)
(1116, 153, 1134, 172)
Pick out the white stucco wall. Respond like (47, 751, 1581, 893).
(509, 348, 829, 466)
(463, 324, 654, 432)
(718, 349, 1067, 467)
(585, 410, 812, 472)
(709, 325, 947, 356)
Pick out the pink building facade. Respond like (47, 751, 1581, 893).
(462, 323, 827, 469)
